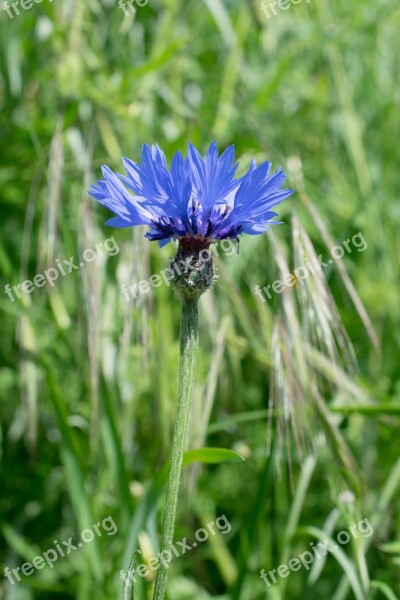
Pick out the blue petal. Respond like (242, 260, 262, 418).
(89, 143, 294, 243)
(105, 216, 133, 227)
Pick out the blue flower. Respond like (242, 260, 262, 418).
(89, 142, 294, 247)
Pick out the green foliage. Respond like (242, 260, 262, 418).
(1, 0, 400, 598)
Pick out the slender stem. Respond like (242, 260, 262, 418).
(152, 297, 199, 600)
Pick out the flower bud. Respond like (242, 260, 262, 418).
(169, 237, 217, 300)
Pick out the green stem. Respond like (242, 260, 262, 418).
(152, 297, 199, 600)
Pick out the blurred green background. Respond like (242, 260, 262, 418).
(1, 0, 400, 598)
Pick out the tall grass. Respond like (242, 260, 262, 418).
(1, 0, 400, 598)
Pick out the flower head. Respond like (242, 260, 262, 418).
(89, 142, 294, 248)
(90, 142, 294, 299)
